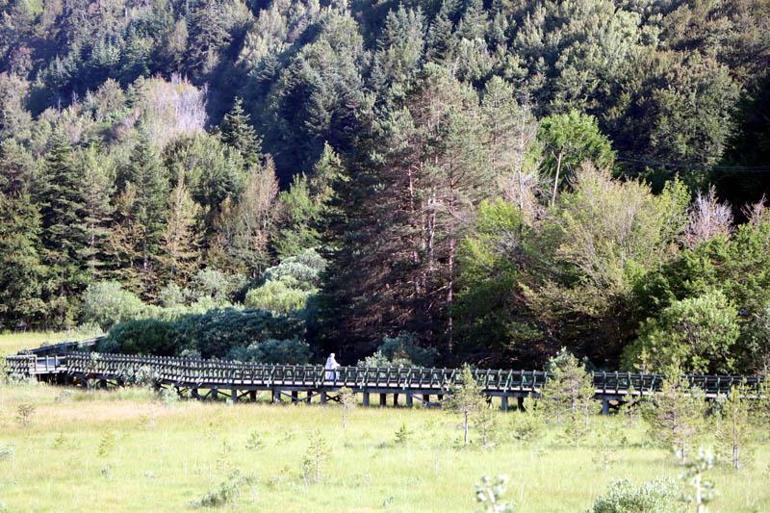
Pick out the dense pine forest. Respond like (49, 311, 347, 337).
(0, 0, 769, 373)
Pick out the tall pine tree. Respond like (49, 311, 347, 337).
(219, 97, 262, 167)
(37, 133, 89, 326)
(0, 140, 46, 329)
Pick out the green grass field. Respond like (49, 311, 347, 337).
(0, 330, 103, 357)
(1, 382, 769, 513)
(0, 333, 768, 513)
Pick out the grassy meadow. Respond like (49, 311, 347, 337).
(1, 333, 769, 513)
(0, 381, 768, 513)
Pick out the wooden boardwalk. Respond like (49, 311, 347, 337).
(5, 348, 764, 412)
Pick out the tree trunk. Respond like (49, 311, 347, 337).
(464, 411, 469, 445)
(551, 151, 563, 207)
(447, 237, 455, 352)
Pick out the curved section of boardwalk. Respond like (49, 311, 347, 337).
(5, 350, 765, 411)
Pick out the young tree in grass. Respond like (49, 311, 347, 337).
(302, 430, 330, 485)
(474, 475, 515, 513)
(539, 349, 596, 441)
(681, 448, 716, 513)
(715, 384, 756, 470)
(643, 370, 707, 463)
(338, 387, 356, 430)
(445, 364, 486, 445)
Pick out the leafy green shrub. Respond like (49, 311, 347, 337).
(540, 349, 596, 438)
(102, 318, 180, 356)
(589, 479, 680, 513)
(624, 290, 740, 374)
(358, 333, 438, 368)
(174, 308, 305, 358)
(187, 269, 247, 305)
(394, 423, 411, 445)
(244, 249, 326, 314)
(81, 282, 151, 331)
(475, 475, 516, 513)
(192, 470, 255, 508)
(244, 276, 313, 314)
(227, 339, 311, 364)
(302, 430, 330, 484)
(263, 249, 325, 285)
(104, 308, 306, 358)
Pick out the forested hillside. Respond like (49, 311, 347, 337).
(1, 0, 769, 373)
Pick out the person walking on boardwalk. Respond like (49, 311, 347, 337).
(324, 353, 339, 381)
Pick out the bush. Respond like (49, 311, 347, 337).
(589, 479, 680, 513)
(244, 249, 326, 315)
(104, 308, 306, 358)
(173, 308, 305, 358)
(101, 318, 180, 356)
(192, 470, 255, 508)
(81, 282, 150, 331)
(187, 269, 246, 304)
(540, 349, 596, 431)
(244, 276, 313, 314)
(624, 290, 740, 374)
(358, 333, 438, 368)
(227, 339, 311, 364)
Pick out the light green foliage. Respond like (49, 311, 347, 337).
(192, 469, 255, 508)
(444, 365, 486, 445)
(509, 400, 546, 443)
(680, 448, 716, 513)
(338, 387, 356, 429)
(272, 144, 346, 258)
(245, 277, 312, 314)
(455, 199, 539, 365)
(643, 373, 708, 463)
(589, 479, 681, 513)
(0, 376, 768, 512)
(475, 475, 515, 513)
(244, 249, 326, 315)
(625, 290, 740, 374)
(537, 111, 615, 203)
(357, 333, 439, 368)
(476, 405, 500, 449)
(394, 423, 412, 445)
(539, 349, 596, 440)
(302, 430, 330, 485)
(81, 281, 149, 331)
(528, 167, 689, 362)
(632, 218, 770, 374)
(187, 268, 245, 306)
(715, 385, 756, 470)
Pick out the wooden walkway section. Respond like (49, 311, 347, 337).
(5, 349, 764, 412)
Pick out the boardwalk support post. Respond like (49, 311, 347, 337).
(362, 392, 370, 407)
(601, 398, 610, 415)
(500, 396, 509, 412)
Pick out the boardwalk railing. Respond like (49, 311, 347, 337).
(6, 351, 765, 407)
